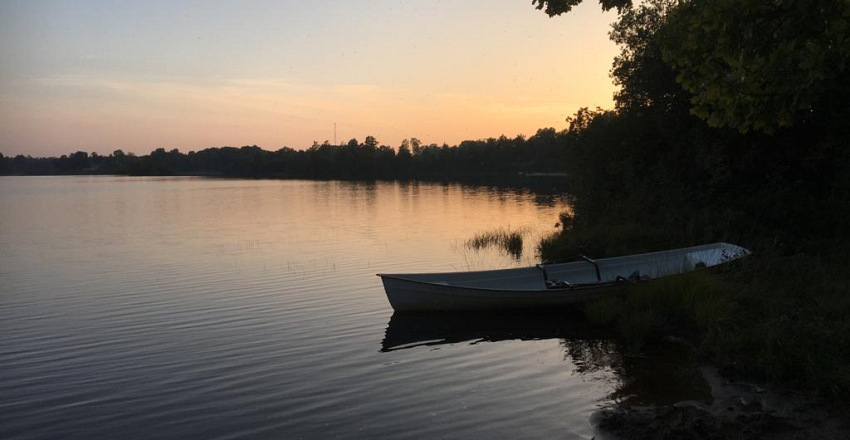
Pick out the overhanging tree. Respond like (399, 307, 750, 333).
(532, 0, 850, 133)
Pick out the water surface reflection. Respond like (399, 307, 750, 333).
(382, 311, 712, 407)
(1, 176, 703, 439)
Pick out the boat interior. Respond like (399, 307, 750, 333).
(385, 243, 749, 291)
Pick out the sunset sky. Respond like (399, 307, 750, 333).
(0, 0, 618, 157)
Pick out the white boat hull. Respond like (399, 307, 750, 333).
(380, 276, 625, 311)
(378, 242, 749, 312)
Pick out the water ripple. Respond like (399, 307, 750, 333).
(0, 177, 620, 440)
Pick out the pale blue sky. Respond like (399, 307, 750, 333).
(0, 0, 618, 156)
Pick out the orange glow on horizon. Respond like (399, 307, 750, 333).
(0, 1, 619, 157)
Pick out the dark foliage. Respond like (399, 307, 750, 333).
(532, 0, 631, 16)
(537, 0, 850, 399)
(541, 0, 850, 257)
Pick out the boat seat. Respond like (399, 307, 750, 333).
(615, 271, 652, 283)
(545, 279, 573, 289)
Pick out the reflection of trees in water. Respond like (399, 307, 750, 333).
(564, 337, 711, 406)
(382, 312, 709, 406)
(562, 339, 621, 375)
(612, 342, 711, 406)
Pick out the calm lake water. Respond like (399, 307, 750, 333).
(0, 176, 706, 439)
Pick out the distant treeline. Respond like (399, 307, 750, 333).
(0, 130, 568, 181)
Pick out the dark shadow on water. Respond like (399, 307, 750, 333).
(381, 311, 712, 406)
(380, 310, 603, 352)
(610, 340, 712, 406)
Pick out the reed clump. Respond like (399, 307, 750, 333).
(466, 227, 529, 259)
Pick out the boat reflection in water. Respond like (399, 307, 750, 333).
(381, 311, 712, 406)
(381, 310, 605, 352)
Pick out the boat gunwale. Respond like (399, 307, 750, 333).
(377, 242, 749, 295)
(376, 273, 636, 294)
(378, 242, 745, 276)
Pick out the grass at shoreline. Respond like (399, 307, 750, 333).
(466, 227, 528, 260)
(541, 229, 850, 400)
(706, 254, 850, 397)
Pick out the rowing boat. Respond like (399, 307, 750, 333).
(377, 242, 749, 312)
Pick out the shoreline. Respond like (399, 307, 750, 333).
(593, 363, 850, 440)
